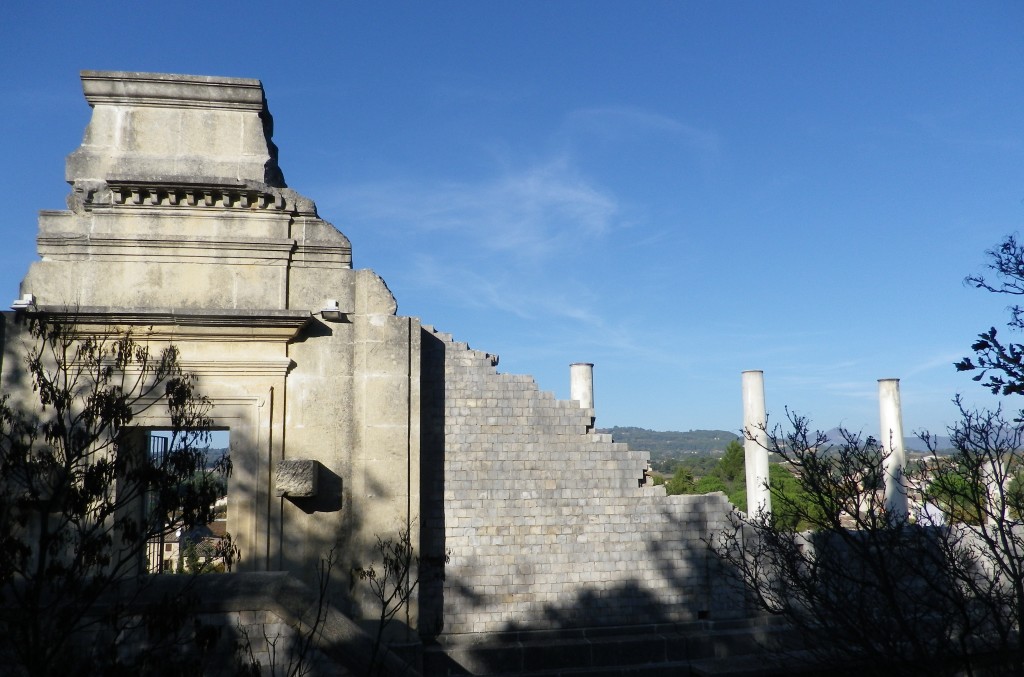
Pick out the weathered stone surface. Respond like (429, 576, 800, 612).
(68, 70, 284, 187)
(4, 71, 743, 654)
(419, 328, 744, 636)
(7, 72, 415, 618)
(275, 459, 320, 498)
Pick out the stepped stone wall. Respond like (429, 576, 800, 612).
(420, 328, 744, 637)
(6, 71, 748, 655)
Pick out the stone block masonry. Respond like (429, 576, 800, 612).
(6, 72, 750, 666)
(420, 327, 744, 637)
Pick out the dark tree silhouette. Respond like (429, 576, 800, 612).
(712, 408, 1024, 675)
(958, 234, 1024, 395)
(711, 236, 1024, 676)
(0, 313, 230, 676)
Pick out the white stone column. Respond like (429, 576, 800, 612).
(982, 458, 1008, 525)
(742, 370, 772, 517)
(570, 363, 594, 409)
(570, 362, 595, 429)
(879, 378, 908, 520)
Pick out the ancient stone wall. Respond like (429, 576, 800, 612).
(6, 71, 420, 613)
(5, 573, 412, 677)
(5, 71, 744, 647)
(420, 328, 743, 637)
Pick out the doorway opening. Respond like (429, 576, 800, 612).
(145, 429, 231, 574)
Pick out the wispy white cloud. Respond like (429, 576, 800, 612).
(406, 252, 692, 369)
(408, 255, 539, 320)
(327, 156, 618, 262)
(564, 106, 721, 156)
(319, 106, 720, 373)
(903, 351, 962, 377)
(775, 371, 876, 400)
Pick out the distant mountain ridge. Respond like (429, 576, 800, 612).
(598, 427, 740, 457)
(819, 428, 953, 454)
(600, 426, 954, 461)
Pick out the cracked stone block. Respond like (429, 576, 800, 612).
(275, 459, 319, 498)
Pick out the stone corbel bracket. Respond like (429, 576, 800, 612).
(274, 459, 320, 499)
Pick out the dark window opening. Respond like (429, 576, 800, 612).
(145, 429, 230, 574)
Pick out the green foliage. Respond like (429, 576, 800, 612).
(176, 535, 235, 575)
(662, 437, 814, 526)
(664, 466, 696, 495)
(694, 475, 727, 494)
(602, 426, 739, 454)
(663, 438, 746, 505)
(601, 427, 740, 472)
(0, 314, 228, 676)
(181, 539, 201, 574)
(716, 440, 745, 483)
(713, 403, 1024, 674)
(767, 463, 817, 530)
(729, 488, 747, 512)
(660, 454, 719, 477)
(926, 463, 986, 525)
(710, 236, 1024, 674)
(1009, 471, 1024, 520)
(958, 234, 1024, 396)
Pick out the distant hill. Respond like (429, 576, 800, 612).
(200, 446, 230, 467)
(598, 427, 955, 469)
(598, 426, 739, 459)
(815, 429, 953, 454)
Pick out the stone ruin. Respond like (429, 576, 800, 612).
(1, 71, 752, 674)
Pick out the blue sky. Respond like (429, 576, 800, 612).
(2, 2, 1023, 438)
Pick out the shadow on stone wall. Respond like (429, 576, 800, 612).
(422, 497, 778, 675)
(286, 463, 344, 515)
(0, 313, 31, 405)
(487, 497, 747, 630)
(0, 572, 423, 677)
(419, 328, 449, 639)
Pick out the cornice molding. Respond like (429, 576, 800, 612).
(178, 359, 295, 377)
(81, 71, 265, 112)
(107, 182, 286, 211)
(70, 180, 317, 217)
(37, 234, 301, 263)
(25, 307, 311, 343)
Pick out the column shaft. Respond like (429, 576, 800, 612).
(879, 378, 908, 520)
(742, 370, 771, 517)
